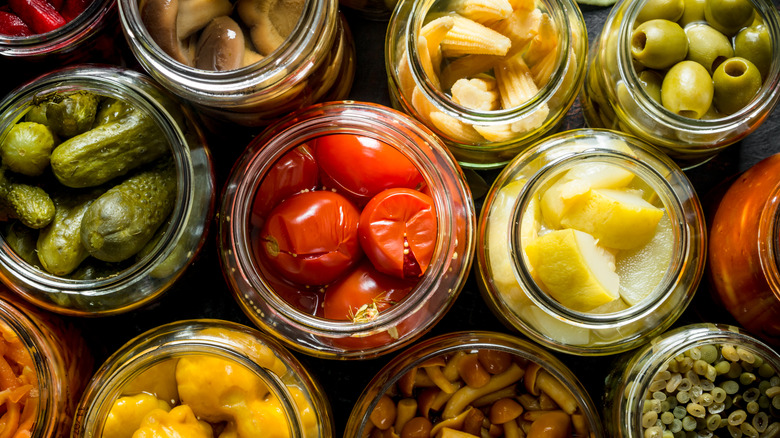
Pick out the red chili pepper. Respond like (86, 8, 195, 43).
(60, 0, 90, 22)
(8, 0, 66, 34)
(0, 10, 33, 36)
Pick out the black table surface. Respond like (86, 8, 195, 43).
(21, 1, 778, 436)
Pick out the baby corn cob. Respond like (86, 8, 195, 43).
(530, 48, 556, 86)
(489, 7, 542, 56)
(510, 104, 549, 133)
(451, 77, 500, 111)
(473, 123, 516, 141)
(523, 12, 557, 66)
(429, 111, 486, 143)
(412, 86, 438, 123)
(418, 34, 442, 90)
(440, 16, 512, 58)
(440, 54, 502, 91)
(396, 49, 417, 98)
(449, 0, 512, 25)
(495, 53, 539, 109)
(421, 16, 455, 77)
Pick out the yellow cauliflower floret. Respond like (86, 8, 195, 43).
(131, 405, 214, 438)
(200, 328, 287, 377)
(102, 393, 171, 438)
(290, 386, 318, 437)
(122, 360, 179, 405)
(231, 395, 291, 438)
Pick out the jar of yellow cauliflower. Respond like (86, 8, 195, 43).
(476, 129, 706, 355)
(72, 319, 331, 438)
(385, 0, 588, 169)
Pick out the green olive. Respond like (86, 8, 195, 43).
(712, 57, 762, 114)
(679, 0, 706, 26)
(704, 0, 755, 36)
(631, 19, 689, 69)
(685, 23, 734, 74)
(735, 24, 771, 79)
(638, 69, 663, 103)
(661, 60, 714, 119)
(636, 0, 685, 23)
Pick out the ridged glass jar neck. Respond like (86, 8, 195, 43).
(0, 0, 114, 57)
(615, 0, 780, 134)
(118, 0, 337, 104)
(758, 181, 780, 302)
(0, 66, 193, 307)
(404, 0, 575, 124)
(225, 101, 473, 353)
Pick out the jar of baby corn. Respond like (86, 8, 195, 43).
(385, 0, 587, 169)
(345, 331, 604, 437)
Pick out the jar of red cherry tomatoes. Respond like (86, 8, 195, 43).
(709, 153, 780, 347)
(0, 288, 93, 437)
(218, 101, 475, 359)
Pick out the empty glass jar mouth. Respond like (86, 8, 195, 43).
(616, 0, 780, 130)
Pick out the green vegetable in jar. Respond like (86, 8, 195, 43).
(37, 190, 102, 276)
(93, 98, 136, 127)
(638, 69, 664, 103)
(43, 91, 101, 138)
(735, 24, 772, 80)
(0, 122, 58, 177)
(679, 0, 706, 26)
(685, 23, 734, 74)
(50, 107, 170, 188)
(661, 60, 714, 119)
(631, 19, 688, 70)
(0, 168, 55, 229)
(636, 0, 685, 24)
(80, 160, 177, 263)
(704, 0, 756, 36)
(3, 221, 41, 268)
(712, 57, 762, 115)
(24, 103, 49, 126)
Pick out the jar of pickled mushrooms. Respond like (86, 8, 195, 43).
(385, 0, 587, 168)
(117, 0, 355, 126)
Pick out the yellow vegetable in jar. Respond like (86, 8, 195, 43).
(200, 328, 288, 377)
(121, 360, 179, 406)
(131, 405, 214, 438)
(103, 393, 171, 438)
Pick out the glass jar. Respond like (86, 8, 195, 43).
(604, 323, 780, 438)
(117, 0, 355, 127)
(709, 153, 780, 347)
(581, 0, 780, 167)
(72, 319, 332, 438)
(0, 288, 93, 437)
(218, 101, 475, 359)
(476, 129, 706, 355)
(345, 330, 605, 437)
(385, 0, 587, 169)
(0, 65, 214, 316)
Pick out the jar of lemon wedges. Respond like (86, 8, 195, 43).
(476, 129, 706, 355)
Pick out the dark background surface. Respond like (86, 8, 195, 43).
(4, 1, 777, 436)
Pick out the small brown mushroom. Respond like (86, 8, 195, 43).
(194, 16, 246, 71)
(140, 0, 194, 65)
(370, 395, 397, 430)
(458, 353, 491, 389)
(237, 0, 305, 56)
(176, 0, 232, 40)
(398, 367, 418, 397)
(490, 398, 524, 425)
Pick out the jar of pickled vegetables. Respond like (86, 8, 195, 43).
(116, 0, 355, 127)
(345, 330, 604, 437)
(385, 0, 587, 169)
(0, 288, 93, 437)
(709, 153, 780, 347)
(476, 129, 707, 355)
(0, 65, 215, 316)
(72, 319, 332, 438)
(581, 0, 780, 167)
(604, 323, 780, 438)
(218, 101, 475, 359)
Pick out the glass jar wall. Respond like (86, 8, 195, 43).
(0, 65, 214, 316)
(218, 101, 475, 359)
(476, 129, 706, 355)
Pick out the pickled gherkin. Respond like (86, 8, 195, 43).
(0, 122, 58, 176)
(43, 91, 101, 138)
(0, 168, 55, 229)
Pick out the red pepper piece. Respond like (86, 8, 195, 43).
(8, 0, 66, 34)
(60, 0, 90, 22)
(0, 10, 33, 36)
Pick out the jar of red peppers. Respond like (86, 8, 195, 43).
(218, 101, 475, 359)
(709, 153, 780, 347)
(345, 331, 604, 437)
(0, 288, 93, 437)
(72, 319, 332, 438)
(116, 0, 355, 127)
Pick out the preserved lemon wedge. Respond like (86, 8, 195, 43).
(525, 228, 620, 312)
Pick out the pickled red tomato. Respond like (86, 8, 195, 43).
(322, 261, 415, 321)
(251, 144, 318, 227)
(259, 191, 362, 286)
(313, 134, 424, 203)
(358, 188, 437, 279)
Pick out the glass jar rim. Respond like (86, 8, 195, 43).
(758, 178, 780, 301)
(616, 0, 780, 132)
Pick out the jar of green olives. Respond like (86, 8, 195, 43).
(581, 0, 780, 167)
(0, 65, 214, 316)
(604, 323, 780, 438)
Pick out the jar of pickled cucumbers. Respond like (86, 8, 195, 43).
(72, 319, 332, 438)
(345, 330, 604, 437)
(218, 101, 475, 359)
(604, 323, 780, 438)
(385, 0, 588, 169)
(117, 0, 355, 127)
(581, 0, 780, 167)
(0, 65, 215, 316)
(476, 129, 707, 355)
(709, 153, 780, 347)
(0, 288, 93, 437)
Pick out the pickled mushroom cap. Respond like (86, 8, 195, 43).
(194, 16, 246, 71)
(140, 0, 195, 65)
